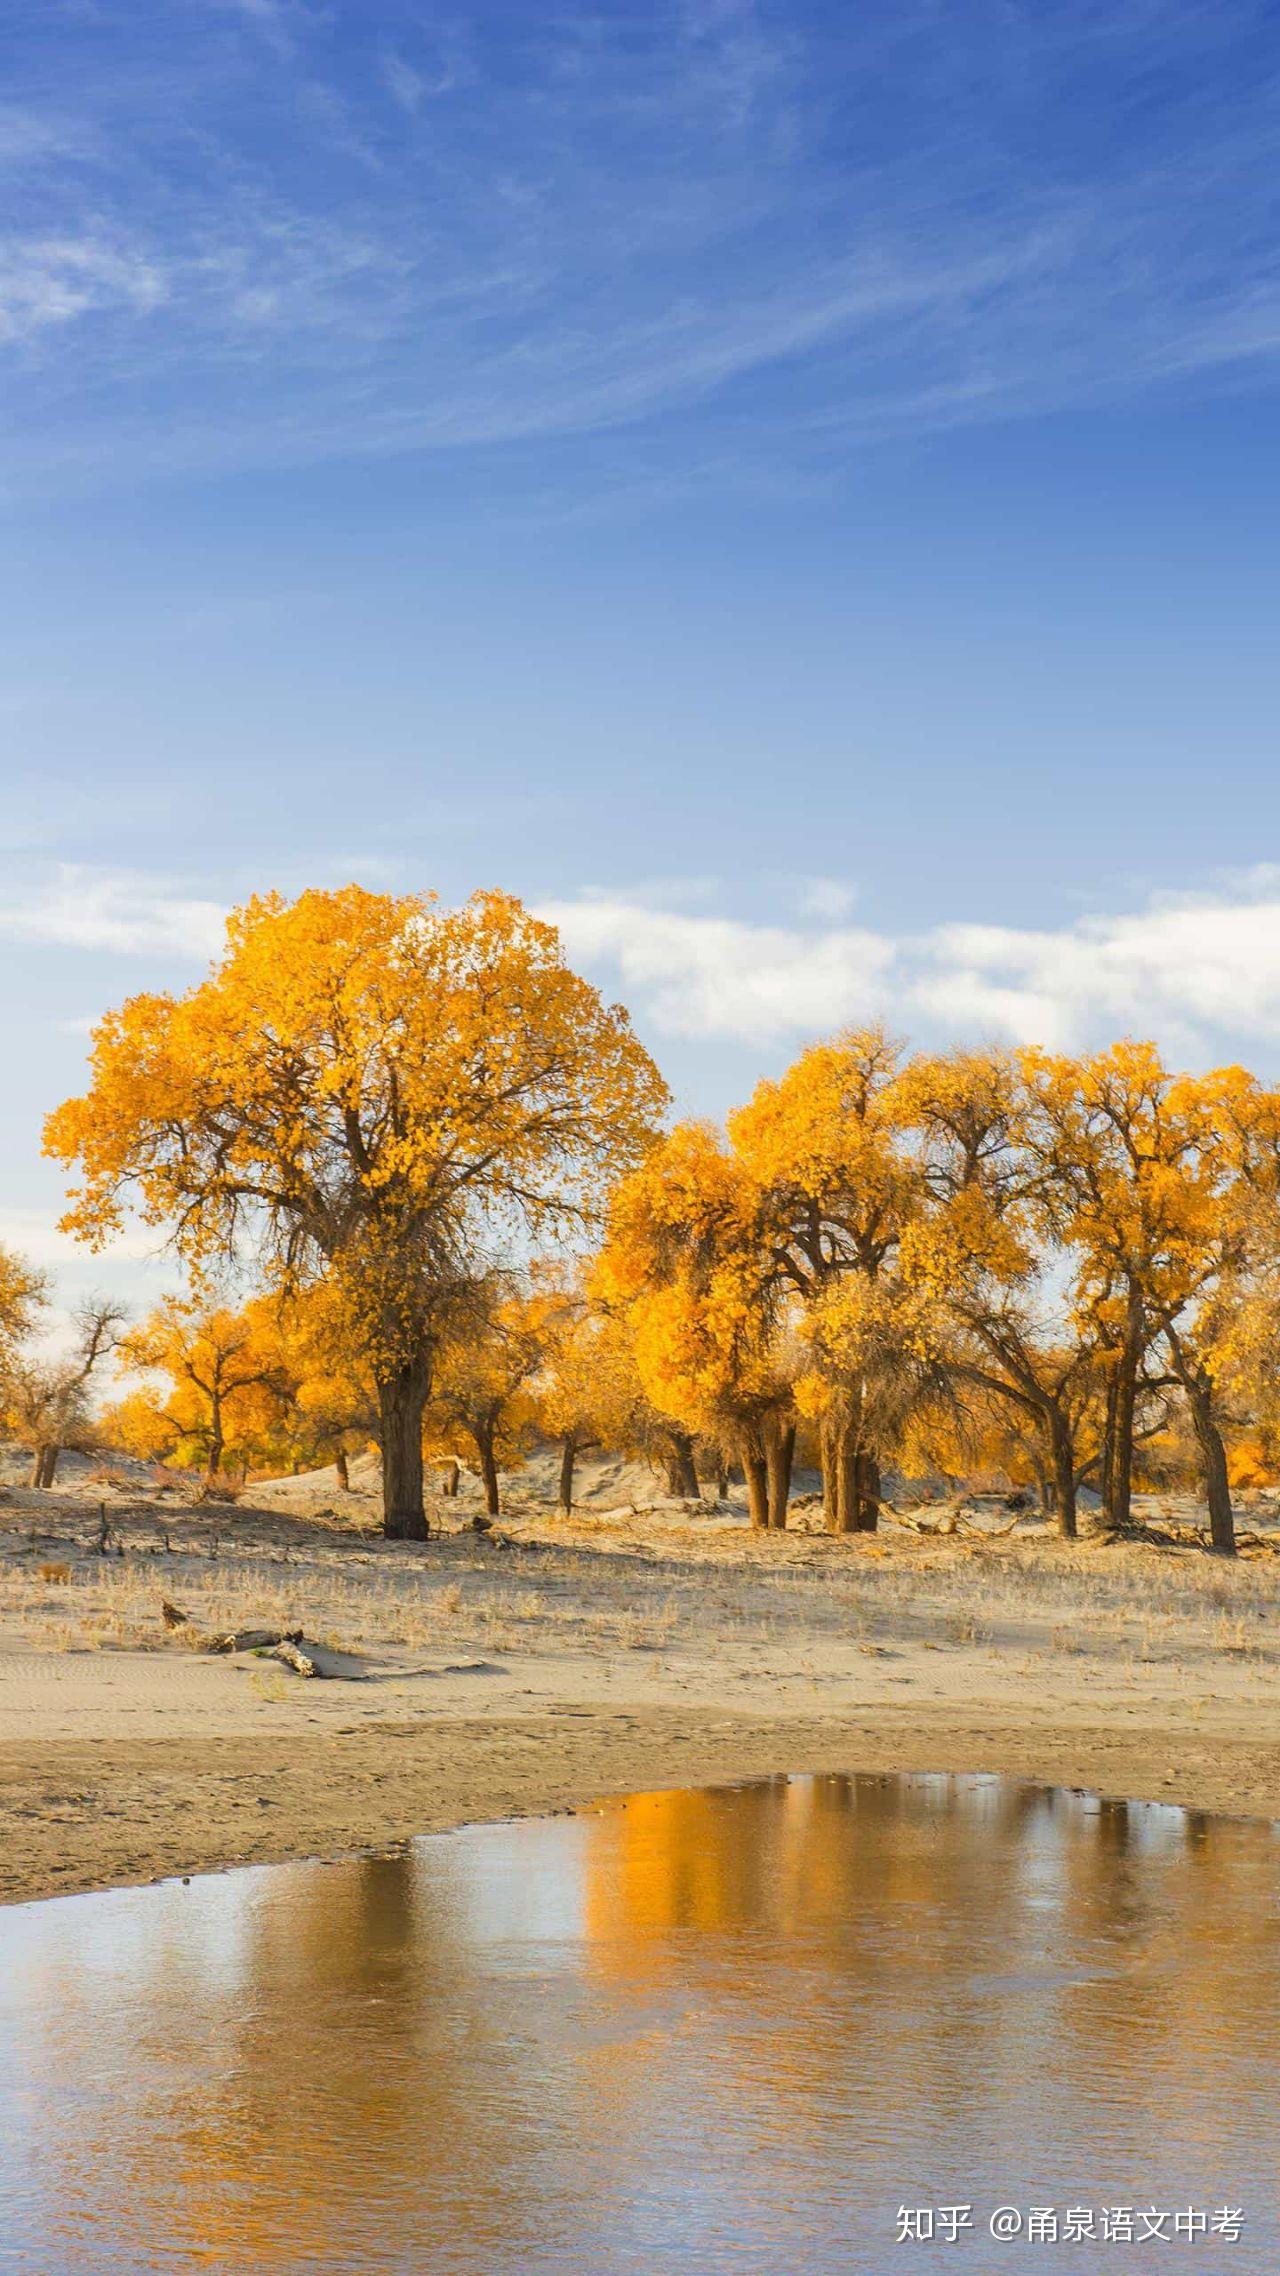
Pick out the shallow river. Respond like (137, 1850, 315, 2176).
(1, 1774, 1278, 2273)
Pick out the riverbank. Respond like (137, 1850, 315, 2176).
(4, 1476, 1280, 1904)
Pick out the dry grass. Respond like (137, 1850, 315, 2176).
(247, 1668, 298, 1704)
(5, 1484, 1280, 1684)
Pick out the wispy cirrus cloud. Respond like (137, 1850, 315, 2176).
(798, 878, 859, 922)
(4, 2, 1280, 492)
(0, 236, 167, 343)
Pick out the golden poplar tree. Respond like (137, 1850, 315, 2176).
(113, 1297, 291, 1484)
(46, 886, 667, 1536)
(0, 1243, 46, 1367)
(894, 1048, 1101, 1537)
(1017, 1043, 1269, 1547)
(729, 1029, 922, 1531)
(427, 1278, 548, 1516)
(596, 1122, 792, 1527)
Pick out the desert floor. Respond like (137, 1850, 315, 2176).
(4, 1451, 1280, 1906)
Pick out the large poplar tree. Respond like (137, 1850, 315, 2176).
(46, 885, 667, 1537)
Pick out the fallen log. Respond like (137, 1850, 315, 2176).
(271, 1637, 322, 1678)
(206, 1625, 304, 1655)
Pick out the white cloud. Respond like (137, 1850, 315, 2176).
(539, 896, 895, 1042)
(8, 862, 1280, 1068)
(798, 876, 857, 921)
(539, 879, 1280, 1061)
(210, 0, 299, 57)
(0, 1207, 175, 1368)
(380, 50, 428, 114)
(0, 866, 227, 960)
(0, 1207, 160, 1272)
(379, 44, 464, 114)
(915, 898, 1280, 1052)
(0, 236, 166, 343)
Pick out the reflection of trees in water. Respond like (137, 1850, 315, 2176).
(578, 1776, 1280, 2191)
(574, 1775, 1068, 2175)
(1049, 1793, 1280, 2177)
(22, 1852, 582, 2269)
(13, 1780, 1280, 2267)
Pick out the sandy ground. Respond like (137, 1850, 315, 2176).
(4, 1454, 1280, 1906)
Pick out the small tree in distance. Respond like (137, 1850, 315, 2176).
(8, 1296, 127, 1487)
(112, 1298, 291, 1485)
(428, 1279, 546, 1516)
(0, 1244, 47, 1373)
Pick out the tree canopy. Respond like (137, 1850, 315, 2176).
(46, 884, 668, 1534)
(33, 901, 1280, 1556)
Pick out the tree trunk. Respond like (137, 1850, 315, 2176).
(441, 1458, 460, 1497)
(1048, 1407, 1078, 1541)
(378, 1362, 431, 1540)
(1101, 1367, 1118, 1519)
(663, 1431, 699, 1500)
(40, 1444, 60, 1489)
(766, 1422, 795, 1530)
(1104, 1292, 1143, 1532)
(1107, 1360, 1137, 1530)
(820, 1418, 838, 1528)
(854, 1451, 880, 1532)
(475, 1425, 501, 1518)
(559, 1437, 576, 1515)
(334, 1447, 350, 1492)
(715, 1454, 729, 1503)
(29, 1444, 46, 1489)
(1187, 1382, 1236, 1557)
(740, 1434, 769, 1529)
(827, 1434, 858, 1535)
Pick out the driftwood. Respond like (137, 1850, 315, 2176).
(892, 1503, 963, 1536)
(160, 1600, 333, 1675)
(270, 1638, 321, 1678)
(206, 1625, 304, 1655)
(469, 1514, 520, 1549)
(202, 1624, 330, 1676)
(891, 1496, 1028, 1539)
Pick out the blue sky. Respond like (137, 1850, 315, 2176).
(4, 0, 1280, 1311)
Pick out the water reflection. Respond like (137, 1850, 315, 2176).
(1, 1775, 1278, 2272)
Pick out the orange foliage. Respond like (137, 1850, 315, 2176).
(45, 886, 668, 1534)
